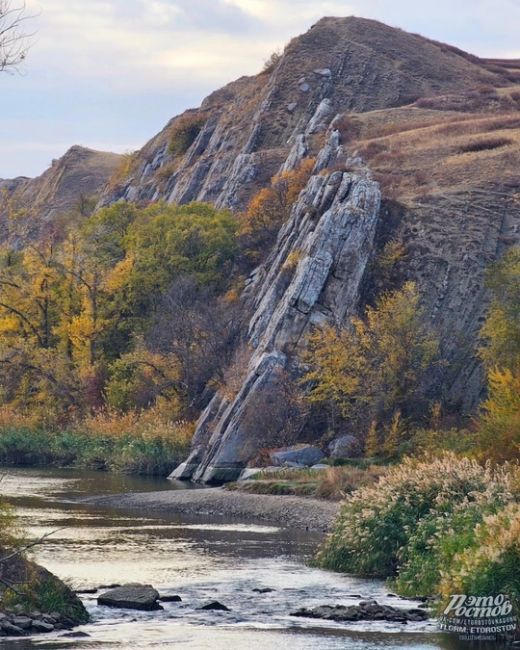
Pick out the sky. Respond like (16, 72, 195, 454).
(1, 0, 520, 178)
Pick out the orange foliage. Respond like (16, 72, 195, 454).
(240, 158, 315, 258)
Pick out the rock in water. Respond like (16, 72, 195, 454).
(97, 584, 161, 611)
(291, 601, 429, 623)
(198, 601, 230, 611)
(159, 595, 182, 602)
(31, 621, 55, 633)
(0, 622, 25, 636)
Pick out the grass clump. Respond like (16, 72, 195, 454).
(228, 465, 384, 501)
(315, 454, 520, 608)
(3, 572, 89, 624)
(0, 408, 194, 476)
(458, 136, 513, 153)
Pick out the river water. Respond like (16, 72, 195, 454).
(0, 467, 460, 650)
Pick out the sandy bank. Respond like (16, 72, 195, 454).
(81, 487, 340, 532)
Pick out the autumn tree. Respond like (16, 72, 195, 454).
(303, 282, 439, 453)
(148, 276, 242, 414)
(477, 248, 520, 461)
(240, 158, 315, 261)
(0, 200, 240, 425)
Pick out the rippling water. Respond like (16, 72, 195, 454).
(0, 467, 460, 650)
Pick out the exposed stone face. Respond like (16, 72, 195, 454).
(98, 16, 507, 213)
(0, 146, 121, 245)
(171, 132, 382, 484)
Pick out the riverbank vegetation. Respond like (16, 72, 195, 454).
(227, 464, 386, 500)
(316, 455, 520, 610)
(0, 161, 318, 476)
(0, 497, 88, 626)
(313, 248, 520, 606)
(0, 408, 194, 475)
(0, 201, 240, 474)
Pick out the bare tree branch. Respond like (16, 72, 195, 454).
(0, 528, 66, 566)
(0, 1, 34, 73)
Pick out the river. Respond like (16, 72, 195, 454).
(0, 467, 461, 650)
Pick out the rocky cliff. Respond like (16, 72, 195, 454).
(5, 17, 519, 482)
(162, 19, 519, 482)
(0, 146, 121, 244)
(99, 16, 514, 211)
(173, 133, 382, 482)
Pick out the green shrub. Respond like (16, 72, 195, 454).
(439, 504, 520, 612)
(315, 455, 519, 578)
(394, 490, 514, 598)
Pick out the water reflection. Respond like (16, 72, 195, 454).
(0, 467, 459, 649)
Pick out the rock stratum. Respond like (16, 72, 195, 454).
(4, 17, 520, 482)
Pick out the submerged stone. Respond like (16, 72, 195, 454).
(98, 584, 161, 611)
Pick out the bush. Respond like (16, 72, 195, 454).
(239, 158, 315, 261)
(262, 50, 281, 73)
(315, 455, 519, 578)
(477, 248, 520, 461)
(476, 368, 520, 462)
(438, 504, 520, 610)
(302, 282, 439, 449)
(168, 113, 207, 157)
(394, 474, 517, 599)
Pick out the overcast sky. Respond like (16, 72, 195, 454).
(2, 0, 520, 178)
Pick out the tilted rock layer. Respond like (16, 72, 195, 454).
(5, 17, 519, 481)
(165, 19, 520, 482)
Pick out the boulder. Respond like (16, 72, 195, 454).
(270, 445, 324, 467)
(327, 434, 360, 458)
(1, 621, 25, 636)
(31, 621, 55, 633)
(12, 616, 32, 630)
(97, 584, 161, 611)
(291, 600, 429, 623)
(314, 67, 332, 77)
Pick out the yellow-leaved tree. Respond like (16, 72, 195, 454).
(477, 248, 520, 461)
(303, 282, 439, 455)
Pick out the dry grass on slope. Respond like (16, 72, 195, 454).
(341, 107, 520, 204)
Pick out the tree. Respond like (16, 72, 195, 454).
(477, 248, 520, 461)
(303, 282, 439, 450)
(239, 159, 315, 261)
(148, 276, 242, 414)
(0, 1, 32, 72)
(480, 248, 520, 374)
